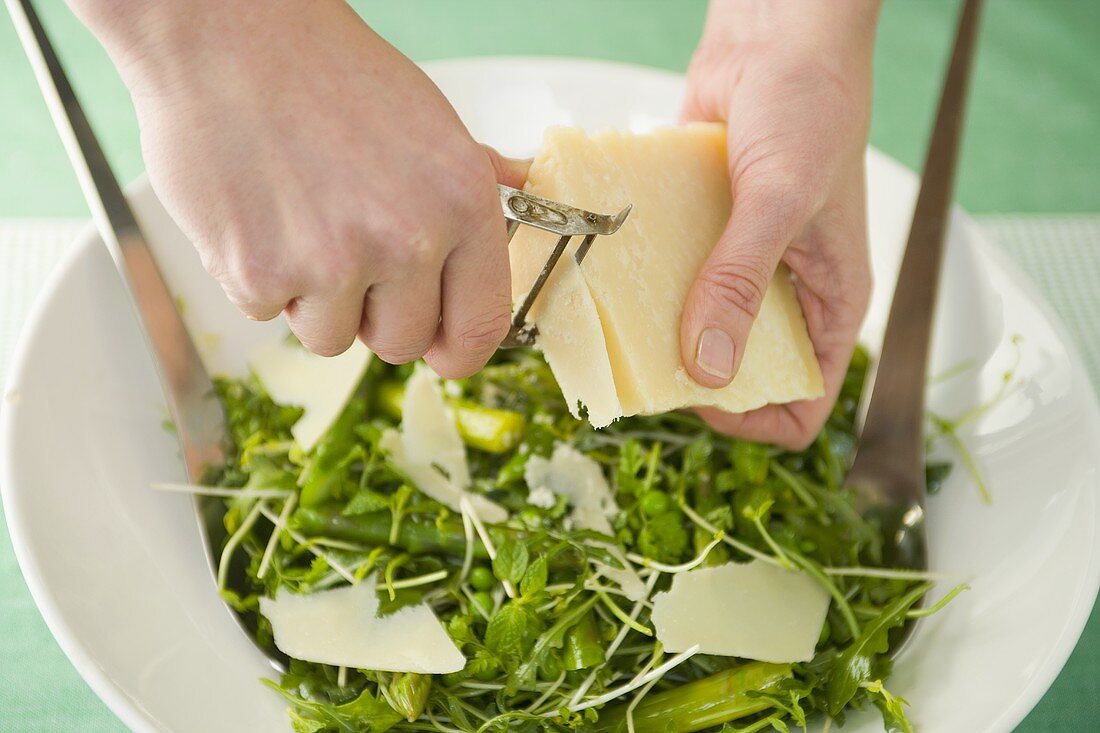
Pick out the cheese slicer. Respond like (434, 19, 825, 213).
(496, 184, 631, 348)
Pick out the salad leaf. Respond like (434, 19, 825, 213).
(825, 582, 931, 715)
(492, 539, 530, 585)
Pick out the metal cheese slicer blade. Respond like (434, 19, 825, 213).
(497, 184, 631, 348)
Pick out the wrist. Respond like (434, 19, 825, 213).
(694, 0, 880, 69)
(66, 0, 311, 99)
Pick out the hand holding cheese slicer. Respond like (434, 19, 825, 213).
(497, 184, 631, 348)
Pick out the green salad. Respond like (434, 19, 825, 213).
(206, 347, 960, 733)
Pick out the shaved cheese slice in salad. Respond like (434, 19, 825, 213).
(380, 367, 508, 523)
(526, 444, 646, 600)
(400, 365, 470, 486)
(525, 444, 617, 534)
(247, 335, 372, 452)
(260, 577, 466, 674)
(651, 560, 830, 663)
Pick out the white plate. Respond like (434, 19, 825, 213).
(2, 57, 1099, 733)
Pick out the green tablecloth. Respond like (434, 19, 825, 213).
(1, 2, 1097, 731)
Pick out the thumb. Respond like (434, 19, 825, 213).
(482, 144, 532, 189)
(680, 184, 812, 388)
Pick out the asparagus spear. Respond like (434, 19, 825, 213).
(377, 381, 526, 453)
(294, 505, 488, 558)
(593, 662, 793, 733)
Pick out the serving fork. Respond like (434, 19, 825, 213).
(845, 0, 983, 652)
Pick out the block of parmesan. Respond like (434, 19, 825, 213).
(509, 124, 823, 427)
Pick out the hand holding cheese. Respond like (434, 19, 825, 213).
(678, 0, 877, 448)
(511, 125, 825, 432)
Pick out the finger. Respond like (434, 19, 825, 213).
(680, 181, 815, 389)
(207, 253, 293, 322)
(283, 286, 366, 357)
(425, 225, 511, 379)
(698, 174, 871, 448)
(694, 310, 856, 452)
(359, 273, 443, 365)
(696, 329, 852, 452)
(223, 287, 290, 322)
(482, 144, 532, 189)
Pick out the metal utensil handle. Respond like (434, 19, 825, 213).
(856, 0, 984, 487)
(6, 0, 225, 479)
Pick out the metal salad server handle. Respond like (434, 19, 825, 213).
(845, 0, 983, 653)
(6, 0, 286, 670)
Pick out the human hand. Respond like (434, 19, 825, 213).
(70, 0, 527, 376)
(679, 0, 879, 449)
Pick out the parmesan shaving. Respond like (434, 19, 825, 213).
(525, 444, 646, 600)
(260, 575, 465, 674)
(650, 560, 830, 663)
(247, 335, 372, 452)
(381, 366, 507, 523)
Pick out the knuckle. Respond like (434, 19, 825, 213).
(286, 308, 358, 358)
(304, 243, 361, 291)
(426, 356, 472, 381)
(363, 331, 434, 365)
(297, 330, 356, 358)
(455, 304, 511, 354)
(375, 222, 441, 272)
(699, 257, 772, 320)
(223, 248, 284, 305)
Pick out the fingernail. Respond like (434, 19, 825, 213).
(695, 327, 735, 381)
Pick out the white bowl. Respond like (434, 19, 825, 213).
(3, 58, 1098, 732)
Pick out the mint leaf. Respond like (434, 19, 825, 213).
(263, 680, 402, 733)
(485, 602, 541, 669)
(638, 512, 689, 564)
(493, 539, 529, 585)
(520, 555, 548, 596)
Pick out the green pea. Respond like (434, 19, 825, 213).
(640, 490, 671, 517)
(469, 566, 495, 592)
(471, 591, 494, 619)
